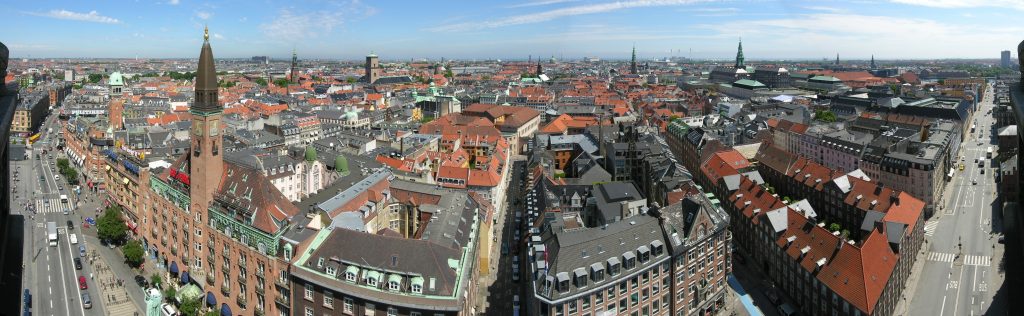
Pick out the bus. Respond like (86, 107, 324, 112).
(987, 147, 993, 159)
(46, 222, 58, 247)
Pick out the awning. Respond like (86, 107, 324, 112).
(220, 303, 232, 316)
(180, 271, 190, 284)
(206, 292, 217, 306)
(169, 261, 179, 274)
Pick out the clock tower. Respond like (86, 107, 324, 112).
(189, 26, 224, 227)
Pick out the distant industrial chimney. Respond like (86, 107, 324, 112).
(920, 123, 931, 142)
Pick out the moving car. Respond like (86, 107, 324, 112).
(69, 234, 78, 245)
(79, 244, 86, 257)
(78, 276, 88, 290)
(74, 258, 82, 270)
(67, 220, 73, 230)
(135, 275, 149, 288)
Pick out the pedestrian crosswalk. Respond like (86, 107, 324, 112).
(34, 198, 69, 214)
(927, 252, 956, 263)
(965, 255, 992, 267)
(926, 252, 992, 266)
(924, 220, 939, 237)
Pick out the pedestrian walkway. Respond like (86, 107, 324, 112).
(964, 255, 992, 266)
(927, 252, 955, 263)
(35, 198, 73, 213)
(924, 220, 938, 237)
(926, 252, 992, 266)
(89, 249, 140, 316)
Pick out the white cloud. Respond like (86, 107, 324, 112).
(260, 10, 344, 42)
(259, 1, 374, 42)
(168, 0, 180, 5)
(700, 13, 1024, 58)
(213, 33, 224, 40)
(801, 6, 845, 13)
(239, 17, 247, 22)
(507, 0, 580, 8)
(429, 0, 713, 32)
(196, 11, 212, 20)
(889, 0, 1024, 10)
(27, 9, 121, 24)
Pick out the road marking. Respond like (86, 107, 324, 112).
(924, 220, 939, 237)
(964, 255, 991, 267)
(940, 295, 947, 316)
(953, 264, 967, 316)
(928, 252, 956, 263)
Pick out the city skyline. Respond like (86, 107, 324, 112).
(5, 0, 1024, 60)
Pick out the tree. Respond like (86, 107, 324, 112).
(150, 273, 163, 289)
(203, 311, 219, 316)
(123, 239, 145, 268)
(254, 78, 268, 87)
(273, 78, 290, 87)
(97, 206, 128, 244)
(88, 74, 104, 84)
(815, 110, 837, 123)
(57, 158, 70, 170)
(180, 296, 202, 316)
(346, 77, 357, 84)
(828, 223, 842, 233)
(163, 287, 177, 303)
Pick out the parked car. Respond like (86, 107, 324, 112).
(79, 245, 86, 257)
(81, 293, 92, 309)
(763, 288, 781, 305)
(135, 275, 149, 287)
(74, 258, 82, 270)
(23, 289, 31, 307)
(67, 220, 74, 230)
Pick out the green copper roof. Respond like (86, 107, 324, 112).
(304, 146, 317, 162)
(733, 79, 766, 88)
(108, 72, 124, 86)
(388, 274, 403, 285)
(345, 265, 360, 277)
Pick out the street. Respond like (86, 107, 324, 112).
(481, 158, 526, 315)
(907, 83, 1007, 316)
(16, 114, 143, 316)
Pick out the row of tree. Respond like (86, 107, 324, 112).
(56, 158, 79, 185)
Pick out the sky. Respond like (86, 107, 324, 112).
(3, 0, 1024, 61)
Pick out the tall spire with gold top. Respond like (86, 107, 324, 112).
(193, 25, 220, 113)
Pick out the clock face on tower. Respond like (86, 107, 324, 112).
(193, 120, 204, 137)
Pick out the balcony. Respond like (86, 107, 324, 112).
(255, 269, 264, 278)
(221, 284, 230, 295)
(221, 263, 231, 274)
(274, 294, 289, 306)
(206, 273, 216, 286)
(274, 277, 288, 288)
(254, 308, 264, 316)
(236, 295, 247, 309)
(255, 285, 265, 295)
(239, 260, 247, 268)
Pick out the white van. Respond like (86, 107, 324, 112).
(69, 233, 78, 245)
(161, 303, 178, 316)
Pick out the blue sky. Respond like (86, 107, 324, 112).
(4, 0, 1024, 60)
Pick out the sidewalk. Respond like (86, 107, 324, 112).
(86, 237, 141, 316)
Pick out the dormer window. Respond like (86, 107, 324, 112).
(638, 246, 651, 263)
(607, 257, 621, 276)
(623, 252, 637, 270)
(574, 268, 588, 288)
(651, 239, 665, 256)
(326, 265, 337, 276)
(389, 280, 400, 291)
(317, 257, 324, 268)
(412, 284, 422, 293)
(346, 271, 357, 282)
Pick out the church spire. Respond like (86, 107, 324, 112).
(870, 54, 876, 68)
(835, 53, 840, 65)
(630, 44, 638, 74)
(734, 38, 745, 69)
(192, 26, 220, 113)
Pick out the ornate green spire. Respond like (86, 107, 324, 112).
(735, 38, 745, 69)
